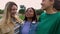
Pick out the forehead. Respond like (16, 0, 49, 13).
(27, 8, 34, 12)
(28, 8, 33, 10)
(11, 5, 17, 9)
(26, 8, 34, 13)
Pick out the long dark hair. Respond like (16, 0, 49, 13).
(24, 7, 37, 22)
(53, 0, 60, 11)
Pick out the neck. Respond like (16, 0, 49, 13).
(45, 7, 57, 14)
(27, 18, 32, 22)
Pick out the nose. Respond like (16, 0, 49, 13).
(15, 10, 17, 12)
(41, 2, 43, 6)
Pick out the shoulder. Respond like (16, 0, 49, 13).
(57, 12, 60, 19)
(58, 12, 60, 16)
(55, 12, 60, 24)
(58, 12, 60, 21)
(32, 21, 37, 24)
(20, 21, 25, 26)
(39, 12, 46, 19)
(31, 21, 37, 26)
(40, 12, 46, 16)
(38, 12, 45, 21)
(21, 21, 24, 24)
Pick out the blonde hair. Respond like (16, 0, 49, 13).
(1, 2, 23, 27)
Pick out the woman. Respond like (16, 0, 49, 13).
(20, 7, 37, 34)
(0, 2, 23, 34)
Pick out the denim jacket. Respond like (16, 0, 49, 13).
(19, 21, 37, 34)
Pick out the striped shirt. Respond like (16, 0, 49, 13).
(12, 18, 20, 34)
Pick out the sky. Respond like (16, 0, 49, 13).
(0, 0, 42, 10)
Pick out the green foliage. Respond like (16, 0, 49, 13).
(19, 5, 26, 14)
(19, 15, 25, 20)
(0, 16, 2, 19)
(0, 9, 4, 14)
(20, 5, 25, 9)
(35, 9, 44, 15)
(19, 9, 25, 14)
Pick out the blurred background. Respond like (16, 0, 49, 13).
(0, 0, 44, 20)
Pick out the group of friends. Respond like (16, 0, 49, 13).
(0, 0, 60, 34)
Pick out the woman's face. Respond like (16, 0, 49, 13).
(25, 8, 34, 18)
(11, 5, 18, 16)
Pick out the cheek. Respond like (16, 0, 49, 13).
(30, 13, 34, 17)
(25, 13, 29, 17)
(41, 2, 47, 8)
(25, 13, 34, 17)
(44, 3, 48, 7)
(11, 11, 14, 14)
(43, 3, 50, 8)
(43, 1, 49, 6)
(11, 11, 17, 15)
(45, 1, 51, 7)
(11, 11, 13, 13)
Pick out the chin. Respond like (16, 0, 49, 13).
(41, 7, 45, 10)
(43, 9, 46, 10)
(42, 8, 46, 10)
(42, 7, 47, 10)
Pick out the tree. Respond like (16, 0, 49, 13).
(19, 5, 26, 14)
(0, 9, 4, 14)
(35, 9, 44, 15)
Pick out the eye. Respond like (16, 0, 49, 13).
(42, 0, 44, 2)
(11, 9, 17, 10)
